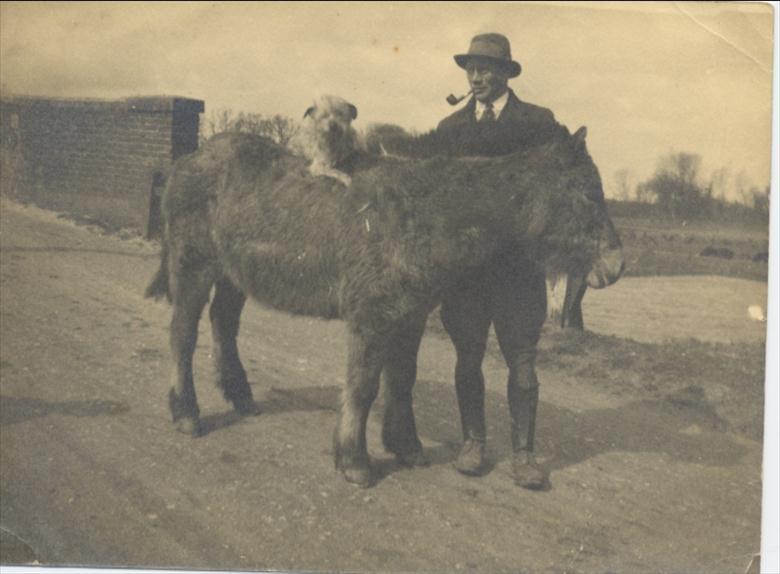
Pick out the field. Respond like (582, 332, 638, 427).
(612, 211, 769, 282)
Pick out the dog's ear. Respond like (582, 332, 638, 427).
(303, 106, 316, 119)
(348, 103, 358, 120)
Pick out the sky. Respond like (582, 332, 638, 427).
(0, 1, 775, 200)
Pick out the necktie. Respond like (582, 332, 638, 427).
(480, 103, 496, 123)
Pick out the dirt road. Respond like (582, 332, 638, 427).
(0, 201, 764, 573)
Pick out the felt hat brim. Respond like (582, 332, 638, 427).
(454, 54, 522, 78)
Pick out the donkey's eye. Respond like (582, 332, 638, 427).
(584, 185, 604, 202)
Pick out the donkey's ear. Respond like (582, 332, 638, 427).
(573, 126, 588, 145)
(303, 106, 316, 119)
(348, 103, 358, 120)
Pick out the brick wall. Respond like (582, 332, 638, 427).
(0, 95, 204, 232)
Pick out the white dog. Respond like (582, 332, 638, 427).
(290, 95, 362, 186)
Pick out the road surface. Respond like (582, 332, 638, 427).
(0, 200, 764, 573)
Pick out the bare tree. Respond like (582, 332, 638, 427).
(201, 108, 236, 143)
(634, 181, 653, 204)
(749, 185, 770, 215)
(642, 151, 704, 220)
(613, 168, 634, 201)
(660, 152, 701, 187)
(199, 108, 299, 147)
(232, 112, 266, 135)
(734, 170, 753, 206)
(708, 166, 731, 202)
(264, 114, 299, 147)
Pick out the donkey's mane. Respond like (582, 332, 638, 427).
(377, 121, 570, 160)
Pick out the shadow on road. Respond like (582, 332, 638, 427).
(262, 385, 340, 413)
(176, 377, 747, 486)
(197, 385, 340, 437)
(411, 378, 747, 477)
(0, 395, 129, 426)
(0, 245, 158, 260)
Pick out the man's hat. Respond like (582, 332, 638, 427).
(454, 33, 522, 78)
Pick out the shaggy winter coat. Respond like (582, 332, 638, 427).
(146, 128, 622, 487)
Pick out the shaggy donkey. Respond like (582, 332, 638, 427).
(146, 126, 623, 487)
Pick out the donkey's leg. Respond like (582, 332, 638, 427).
(209, 278, 257, 415)
(334, 327, 387, 487)
(381, 313, 429, 468)
(562, 271, 587, 330)
(492, 263, 547, 489)
(168, 267, 214, 437)
(441, 286, 492, 476)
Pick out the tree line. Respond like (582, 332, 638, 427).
(199, 109, 411, 154)
(200, 108, 300, 147)
(613, 152, 769, 222)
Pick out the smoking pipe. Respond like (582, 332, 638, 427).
(446, 90, 473, 106)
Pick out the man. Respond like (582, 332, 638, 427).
(437, 33, 566, 489)
(438, 34, 565, 155)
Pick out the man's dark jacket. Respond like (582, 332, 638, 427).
(435, 88, 566, 156)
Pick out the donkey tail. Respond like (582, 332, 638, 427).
(145, 242, 170, 301)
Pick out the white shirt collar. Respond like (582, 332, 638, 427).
(475, 90, 509, 120)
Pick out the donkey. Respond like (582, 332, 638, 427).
(146, 126, 623, 487)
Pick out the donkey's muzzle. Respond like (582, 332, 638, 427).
(586, 246, 624, 289)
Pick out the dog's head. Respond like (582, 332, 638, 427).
(304, 94, 358, 126)
(302, 95, 360, 166)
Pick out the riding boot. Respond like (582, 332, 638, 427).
(454, 372, 487, 476)
(454, 434, 486, 476)
(509, 382, 547, 489)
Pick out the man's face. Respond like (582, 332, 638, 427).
(465, 58, 510, 103)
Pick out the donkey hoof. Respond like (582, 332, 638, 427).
(341, 465, 374, 488)
(175, 417, 202, 437)
(396, 450, 430, 468)
(512, 452, 548, 490)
